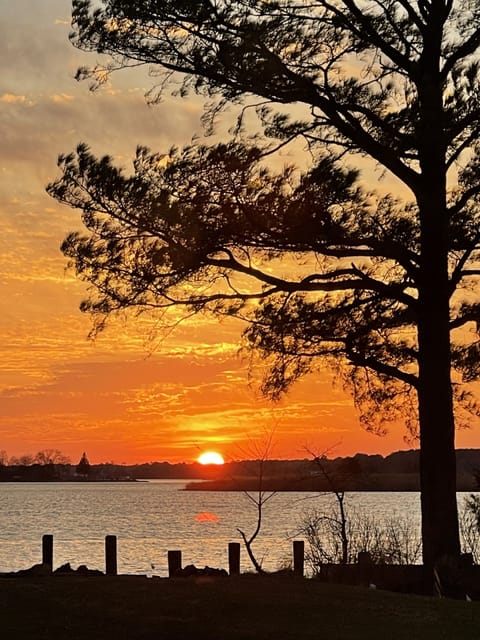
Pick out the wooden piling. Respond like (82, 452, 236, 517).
(105, 535, 117, 575)
(293, 540, 304, 577)
(42, 534, 53, 571)
(228, 542, 240, 576)
(168, 550, 182, 577)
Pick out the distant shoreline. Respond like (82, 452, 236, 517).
(2, 448, 479, 490)
(0, 478, 139, 483)
(184, 476, 478, 492)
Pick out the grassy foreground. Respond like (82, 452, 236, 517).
(1, 574, 479, 639)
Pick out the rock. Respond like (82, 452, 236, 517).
(175, 564, 228, 578)
(54, 563, 75, 574)
(16, 563, 52, 577)
(75, 564, 103, 576)
(54, 562, 103, 576)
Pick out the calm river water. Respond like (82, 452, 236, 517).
(0, 481, 466, 575)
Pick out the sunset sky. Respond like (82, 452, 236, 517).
(2, 0, 479, 465)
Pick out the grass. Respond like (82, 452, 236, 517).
(1, 574, 479, 639)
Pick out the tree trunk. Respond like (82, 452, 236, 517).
(417, 274, 460, 569)
(414, 21, 460, 569)
(416, 164, 460, 570)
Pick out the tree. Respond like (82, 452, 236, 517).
(49, 0, 480, 569)
(76, 451, 91, 479)
(236, 432, 278, 573)
(34, 449, 71, 465)
(309, 451, 353, 565)
(9, 454, 34, 466)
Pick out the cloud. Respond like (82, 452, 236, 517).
(0, 94, 28, 104)
(49, 93, 74, 103)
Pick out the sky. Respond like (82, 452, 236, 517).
(1, 1, 479, 465)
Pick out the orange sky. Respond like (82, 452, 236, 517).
(1, 1, 479, 465)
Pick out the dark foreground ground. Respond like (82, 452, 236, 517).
(1, 575, 479, 640)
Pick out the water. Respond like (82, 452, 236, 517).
(0, 481, 438, 575)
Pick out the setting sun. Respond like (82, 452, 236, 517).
(197, 451, 225, 465)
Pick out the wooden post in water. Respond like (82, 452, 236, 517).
(293, 540, 304, 577)
(228, 542, 240, 576)
(105, 535, 117, 575)
(42, 534, 53, 572)
(168, 550, 182, 577)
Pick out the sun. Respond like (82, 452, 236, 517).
(197, 451, 225, 465)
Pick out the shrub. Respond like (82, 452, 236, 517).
(297, 498, 422, 574)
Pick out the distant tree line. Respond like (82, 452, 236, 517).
(0, 451, 228, 482)
(187, 451, 480, 492)
(2, 449, 480, 489)
(0, 449, 70, 467)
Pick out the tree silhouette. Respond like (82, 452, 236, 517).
(49, 0, 480, 569)
(76, 451, 91, 479)
(34, 449, 71, 465)
(236, 431, 278, 573)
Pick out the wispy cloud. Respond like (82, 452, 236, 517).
(49, 93, 74, 103)
(0, 93, 27, 104)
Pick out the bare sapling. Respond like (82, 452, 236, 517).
(237, 431, 278, 573)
